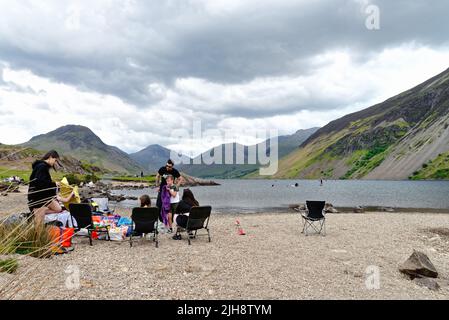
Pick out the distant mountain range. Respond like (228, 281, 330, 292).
(179, 128, 319, 178)
(267, 67, 449, 180)
(7, 67, 449, 181)
(10, 125, 318, 177)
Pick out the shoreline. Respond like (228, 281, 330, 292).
(1, 189, 449, 299)
(1, 210, 449, 299)
(111, 203, 449, 215)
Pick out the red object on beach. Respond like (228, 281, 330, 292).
(48, 226, 74, 250)
(235, 219, 246, 235)
(61, 228, 74, 248)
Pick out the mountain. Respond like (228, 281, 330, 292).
(21, 125, 143, 174)
(272, 67, 449, 180)
(277, 128, 320, 156)
(180, 128, 319, 178)
(129, 144, 175, 173)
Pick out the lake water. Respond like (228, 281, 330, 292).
(110, 179, 449, 213)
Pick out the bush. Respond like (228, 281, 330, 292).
(65, 173, 82, 185)
(83, 174, 99, 183)
(431, 169, 449, 180)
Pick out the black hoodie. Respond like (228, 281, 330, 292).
(27, 160, 57, 210)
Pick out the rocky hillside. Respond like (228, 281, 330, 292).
(20, 125, 143, 174)
(272, 67, 449, 180)
(0, 144, 94, 174)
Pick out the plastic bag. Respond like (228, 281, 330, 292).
(108, 226, 128, 241)
(60, 177, 81, 209)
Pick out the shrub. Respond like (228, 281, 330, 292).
(65, 173, 82, 185)
(83, 174, 99, 183)
(431, 169, 449, 180)
(0, 221, 54, 258)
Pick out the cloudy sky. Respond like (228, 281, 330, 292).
(0, 0, 448, 157)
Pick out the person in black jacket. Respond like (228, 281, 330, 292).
(27, 150, 73, 224)
(172, 188, 199, 240)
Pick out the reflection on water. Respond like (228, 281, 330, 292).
(111, 179, 449, 213)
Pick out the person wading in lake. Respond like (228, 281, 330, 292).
(27, 150, 74, 225)
(154, 159, 182, 224)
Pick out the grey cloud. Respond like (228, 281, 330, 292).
(0, 0, 448, 112)
(0, 67, 38, 94)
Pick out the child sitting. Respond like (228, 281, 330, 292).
(140, 194, 151, 208)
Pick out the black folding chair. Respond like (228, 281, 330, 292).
(300, 201, 326, 236)
(130, 207, 159, 248)
(176, 206, 212, 245)
(69, 203, 110, 246)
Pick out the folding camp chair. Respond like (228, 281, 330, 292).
(91, 197, 114, 215)
(69, 203, 110, 246)
(300, 201, 326, 236)
(130, 207, 159, 248)
(175, 206, 212, 245)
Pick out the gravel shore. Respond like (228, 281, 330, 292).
(1, 189, 449, 300)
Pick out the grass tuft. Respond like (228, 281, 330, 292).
(0, 258, 19, 274)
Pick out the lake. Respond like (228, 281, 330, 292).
(110, 179, 449, 213)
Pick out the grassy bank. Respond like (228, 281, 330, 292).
(110, 175, 156, 183)
(0, 167, 31, 182)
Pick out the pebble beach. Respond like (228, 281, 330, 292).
(1, 188, 449, 300)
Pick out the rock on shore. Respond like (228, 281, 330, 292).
(77, 174, 219, 203)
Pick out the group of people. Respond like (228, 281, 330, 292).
(141, 159, 200, 240)
(27, 151, 199, 240)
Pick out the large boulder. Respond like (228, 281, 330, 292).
(324, 203, 339, 213)
(353, 206, 365, 213)
(290, 203, 306, 212)
(399, 250, 438, 279)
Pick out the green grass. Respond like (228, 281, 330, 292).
(0, 166, 103, 185)
(341, 145, 389, 179)
(0, 167, 31, 182)
(410, 152, 449, 180)
(111, 175, 156, 183)
(396, 120, 410, 129)
(0, 258, 19, 274)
